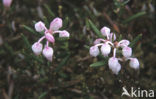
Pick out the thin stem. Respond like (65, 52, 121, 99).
(106, 34, 109, 40)
(106, 41, 114, 46)
(46, 41, 49, 47)
(95, 43, 104, 47)
(38, 36, 45, 43)
(53, 30, 62, 34)
(44, 26, 48, 31)
(113, 48, 116, 58)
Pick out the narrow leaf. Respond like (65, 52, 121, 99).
(123, 11, 146, 23)
(88, 19, 103, 37)
(90, 61, 107, 67)
(39, 92, 48, 99)
(84, 45, 90, 49)
(129, 34, 142, 47)
(22, 25, 36, 34)
(21, 34, 31, 49)
(44, 4, 55, 17)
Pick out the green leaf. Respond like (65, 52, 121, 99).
(44, 4, 55, 17)
(21, 34, 31, 49)
(63, 17, 69, 28)
(129, 34, 142, 47)
(123, 11, 146, 23)
(39, 92, 48, 99)
(84, 45, 90, 49)
(90, 61, 107, 67)
(88, 19, 103, 38)
(121, 0, 130, 6)
(22, 25, 36, 34)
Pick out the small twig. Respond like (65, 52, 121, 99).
(102, 11, 120, 33)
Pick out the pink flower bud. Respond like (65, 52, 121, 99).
(45, 33, 55, 43)
(89, 46, 99, 57)
(50, 17, 62, 31)
(42, 46, 53, 62)
(122, 47, 132, 58)
(111, 63, 121, 75)
(101, 43, 111, 57)
(129, 58, 139, 69)
(100, 26, 110, 37)
(118, 40, 130, 48)
(32, 42, 43, 55)
(109, 33, 116, 41)
(3, 0, 12, 8)
(59, 30, 70, 37)
(35, 21, 45, 32)
(108, 57, 121, 75)
(108, 57, 118, 69)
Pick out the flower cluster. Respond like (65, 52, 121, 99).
(89, 26, 139, 75)
(32, 17, 70, 62)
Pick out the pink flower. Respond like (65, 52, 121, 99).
(42, 46, 53, 62)
(101, 43, 111, 57)
(45, 33, 55, 43)
(31, 17, 70, 62)
(35, 21, 45, 32)
(129, 58, 139, 69)
(118, 40, 130, 48)
(100, 26, 110, 37)
(50, 17, 62, 31)
(3, 0, 12, 8)
(108, 57, 121, 75)
(122, 46, 132, 58)
(89, 46, 99, 57)
(89, 26, 140, 75)
(54, 30, 70, 37)
(32, 42, 43, 55)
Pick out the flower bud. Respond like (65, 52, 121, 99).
(50, 17, 62, 31)
(108, 57, 121, 75)
(59, 30, 70, 37)
(118, 40, 130, 48)
(45, 33, 55, 43)
(89, 46, 99, 57)
(100, 26, 110, 37)
(129, 58, 139, 69)
(122, 47, 132, 58)
(3, 0, 12, 8)
(111, 63, 121, 75)
(32, 42, 43, 55)
(109, 33, 116, 41)
(35, 21, 45, 32)
(42, 46, 53, 62)
(108, 57, 119, 69)
(101, 43, 111, 57)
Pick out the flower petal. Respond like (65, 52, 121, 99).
(32, 42, 43, 55)
(100, 26, 110, 37)
(45, 33, 55, 43)
(42, 46, 54, 62)
(35, 21, 45, 32)
(50, 17, 62, 31)
(89, 46, 100, 57)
